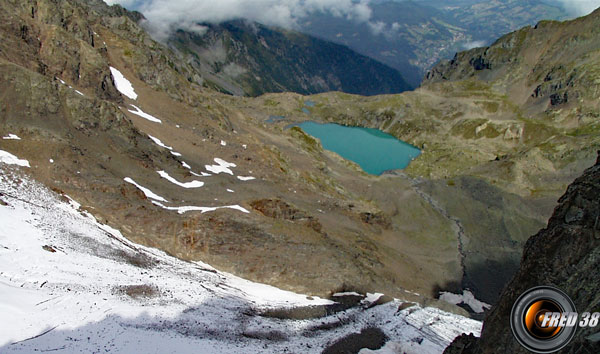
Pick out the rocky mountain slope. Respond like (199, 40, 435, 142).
(167, 20, 412, 97)
(0, 0, 452, 305)
(0, 164, 481, 353)
(0, 0, 598, 337)
(236, 8, 600, 304)
(444, 153, 600, 353)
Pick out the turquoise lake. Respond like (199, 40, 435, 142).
(298, 121, 421, 175)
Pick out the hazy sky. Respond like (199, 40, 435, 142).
(555, 0, 600, 15)
(103, 0, 600, 40)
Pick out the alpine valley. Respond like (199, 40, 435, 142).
(1, 0, 599, 353)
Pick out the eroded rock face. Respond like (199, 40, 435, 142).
(250, 198, 323, 233)
(445, 153, 600, 353)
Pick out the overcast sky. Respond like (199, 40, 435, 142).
(103, 0, 600, 41)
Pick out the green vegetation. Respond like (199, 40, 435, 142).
(476, 101, 500, 113)
(263, 98, 279, 107)
(289, 126, 321, 154)
(567, 123, 600, 137)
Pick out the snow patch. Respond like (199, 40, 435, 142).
(109, 66, 137, 100)
(363, 292, 384, 304)
(129, 105, 162, 123)
(147, 135, 182, 157)
(439, 290, 491, 314)
(191, 171, 211, 177)
(333, 292, 362, 297)
(237, 176, 256, 181)
(226, 189, 234, 193)
(0, 150, 30, 168)
(220, 140, 227, 146)
(152, 201, 249, 215)
(205, 158, 236, 175)
(123, 177, 168, 202)
(157, 170, 204, 189)
(2, 134, 21, 140)
(148, 135, 173, 151)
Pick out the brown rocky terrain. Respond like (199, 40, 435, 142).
(0, 0, 598, 317)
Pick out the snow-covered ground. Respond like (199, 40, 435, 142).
(0, 163, 481, 353)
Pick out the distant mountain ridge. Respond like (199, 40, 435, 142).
(110, 0, 566, 94)
(166, 20, 412, 97)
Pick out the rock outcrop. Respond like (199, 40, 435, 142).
(445, 152, 600, 353)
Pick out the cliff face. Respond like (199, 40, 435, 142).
(445, 153, 600, 353)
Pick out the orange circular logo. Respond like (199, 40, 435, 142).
(510, 286, 577, 353)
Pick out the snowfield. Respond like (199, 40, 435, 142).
(0, 165, 481, 353)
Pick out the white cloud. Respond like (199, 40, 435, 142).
(104, 0, 140, 7)
(555, 0, 600, 16)
(105, 0, 373, 41)
(368, 20, 386, 35)
(462, 40, 486, 50)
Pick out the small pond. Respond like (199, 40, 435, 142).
(297, 121, 421, 175)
